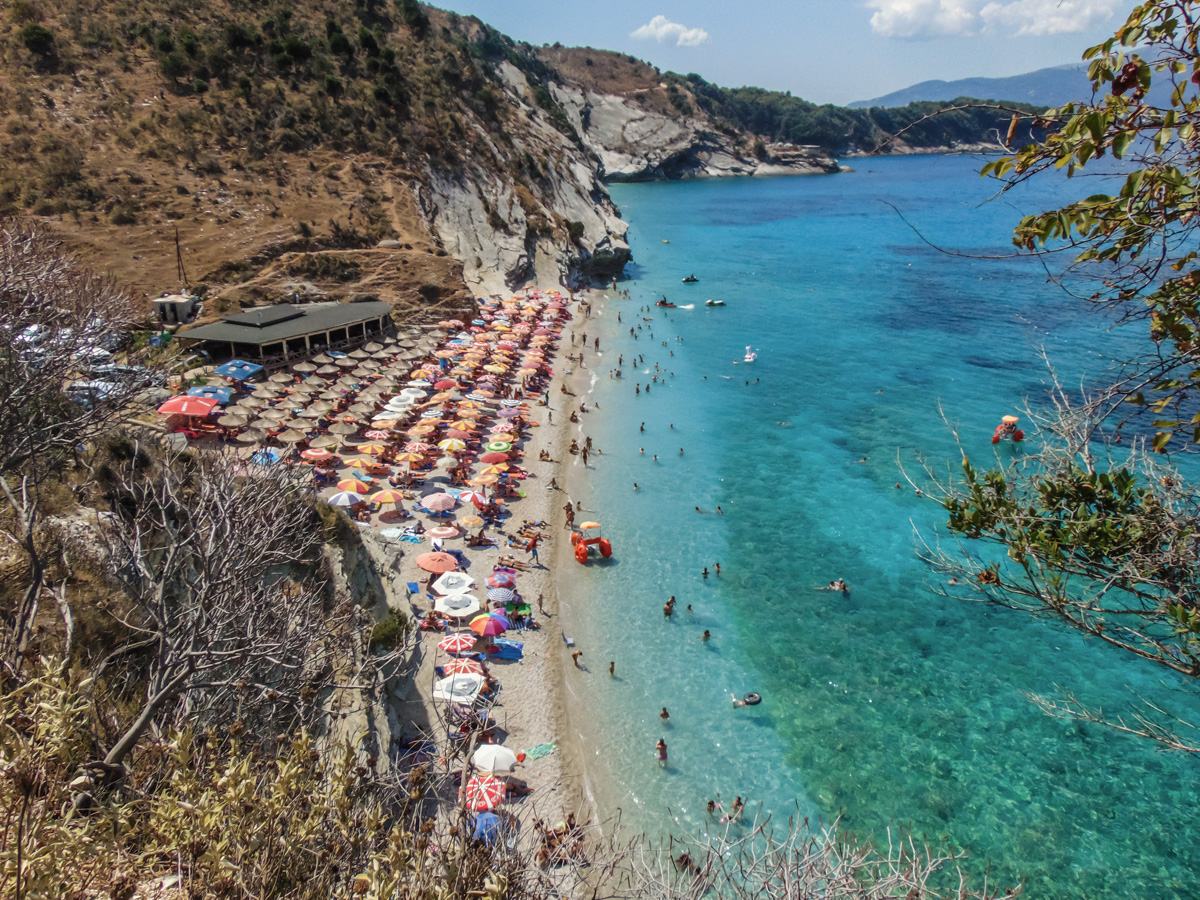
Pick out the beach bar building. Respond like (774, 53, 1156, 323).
(178, 301, 392, 364)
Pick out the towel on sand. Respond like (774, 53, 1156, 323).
(521, 743, 556, 761)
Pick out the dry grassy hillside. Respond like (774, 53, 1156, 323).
(0, 0, 589, 317)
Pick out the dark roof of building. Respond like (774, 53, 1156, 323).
(180, 301, 392, 345)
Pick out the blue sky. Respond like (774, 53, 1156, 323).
(434, 0, 1128, 105)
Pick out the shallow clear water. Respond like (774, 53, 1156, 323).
(556, 155, 1200, 899)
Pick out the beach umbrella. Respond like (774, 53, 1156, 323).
(428, 525, 460, 540)
(336, 356, 357, 367)
(350, 349, 370, 359)
(157, 395, 219, 417)
(422, 492, 457, 512)
(276, 429, 307, 443)
(443, 429, 472, 441)
(445, 657, 484, 676)
(471, 744, 518, 775)
(337, 479, 371, 494)
(434, 673, 485, 706)
(461, 773, 505, 811)
(235, 429, 267, 444)
(480, 464, 508, 476)
(433, 571, 475, 593)
(432, 456, 457, 469)
(217, 413, 250, 427)
(415, 551, 458, 573)
(256, 407, 288, 420)
(372, 418, 400, 430)
(363, 430, 392, 441)
(468, 475, 498, 487)
(292, 361, 317, 373)
(439, 632, 477, 654)
(371, 488, 406, 505)
(457, 490, 487, 508)
(236, 396, 267, 410)
(310, 435, 341, 449)
(393, 452, 426, 464)
(469, 614, 508, 637)
(434, 593, 481, 619)
(516, 368, 539, 378)
(302, 448, 336, 461)
(484, 442, 513, 453)
(326, 491, 362, 507)
(268, 372, 294, 384)
(357, 443, 386, 455)
(313, 354, 334, 364)
(364, 341, 384, 352)
(486, 571, 516, 589)
(479, 452, 509, 464)
(487, 587, 516, 605)
(405, 442, 434, 452)
(490, 422, 516, 433)
(434, 379, 459, 390)
(497, 408, 522, 418)
(344, 458, 372, 469)
(329, 422, 359, 435)
(438, 439, 466, 452)
(459, 515, 484, 528)
(316, 364, 340, 375)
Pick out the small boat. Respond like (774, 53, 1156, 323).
(705, 299, 725, 307)
(682, 275, 699, 283)
(655, 300, 676, 308)
(570, 521, 613, 563)
(743, 346, 758, 363)
(991, 414, 1025, 444)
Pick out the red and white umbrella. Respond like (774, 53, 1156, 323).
(439, 632, 477, 654)
(462, 774, 506, 811)
(157, 395, 219, 417)
(458, 490, 487, 508)
(444, 657, 483, 676)
(486, 571, 516, 589)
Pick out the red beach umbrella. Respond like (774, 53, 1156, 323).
(415, 551, 458, 573)
(434, 379, 460, 390)
(457, 490, 487, 508)
(439, 632, 477, 654)
(443, 657, 483, 675)
(479, 452, 509, 464)
(462, 774, 505, 811)
(157, 395, 219, 417)
(486, 571, 516, 589)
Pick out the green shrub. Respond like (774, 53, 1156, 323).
(566, 219, 584, 244)
(20, 23, 54, 56)
(369, 609, 410, 652)
(159, 51, 189, 81)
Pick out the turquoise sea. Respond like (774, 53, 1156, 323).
(556, 155, 1199, 899)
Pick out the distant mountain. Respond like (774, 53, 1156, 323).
(850, 64, 1092, 109)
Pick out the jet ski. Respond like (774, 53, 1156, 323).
(705, 299, 725, 306)
(682, 274, 699, 283)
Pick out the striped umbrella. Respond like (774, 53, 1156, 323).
(301, 448, 336, 461)
(443, 657, 483, 676)
(422, 493, 457, 512)
(439, 632, 477, 654)
(438, 438, 467, 452)
(357, 443, 386, 455)
(457, 490, 487, 508)
(484, 442, 512, 453)
(337, 480, 371, 494)
(326, 491, 362, 507)
(470, 613, 509, 636)
(486, 572, 516, 589)
(372, 489, 406, 505)
(487, 587, 516, 604)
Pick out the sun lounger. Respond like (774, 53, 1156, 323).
(490, 639, 522, 660)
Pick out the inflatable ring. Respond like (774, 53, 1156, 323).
(743, 692, 762, 706)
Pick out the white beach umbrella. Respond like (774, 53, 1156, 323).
(471, 744, 518, 775)
(432, 673, 484, 704)
(433, 571, 475, 594)
(434, 593, 481, 619)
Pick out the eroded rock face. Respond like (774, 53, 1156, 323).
(551, 84, 840, 182)
(417, 62, 629, 295)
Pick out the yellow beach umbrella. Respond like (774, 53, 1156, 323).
(357, 443, 387, 455)
(393, 452, 426, 464)
(337, 479, 371, 494)
(372, 489, 407, 504)
(480, 464, 508, 476)
(438, 438, 467, 452)
(483, 365, 507, 374)
(468, 475, 498, 486)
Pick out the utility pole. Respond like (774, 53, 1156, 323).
(175, 226, 189, 287)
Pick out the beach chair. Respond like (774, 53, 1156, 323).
(561, 629, 574, 648)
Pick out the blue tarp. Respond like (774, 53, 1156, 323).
(214, 359, 263, 381)
(188, 386, 233, 403)
(250, 448, 283, 465)
(472, 812, 502, 845)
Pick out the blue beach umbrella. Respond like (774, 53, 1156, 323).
(188, 385, 233, 403)
(214, 359, 263, 381)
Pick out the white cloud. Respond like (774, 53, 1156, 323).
(867, 0, 1118, 38)
(979, 0, 1122, 35)
(631, 15, 710, 47)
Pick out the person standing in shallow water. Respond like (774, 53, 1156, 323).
(655, 738, 668, 766)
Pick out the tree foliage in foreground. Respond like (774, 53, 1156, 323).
(930, 0, 1200, 753)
